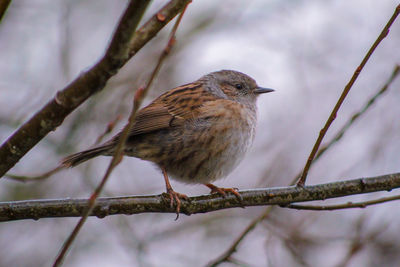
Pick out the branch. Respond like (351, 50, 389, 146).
(293, 64, 400, 183)
(297, 4, 400, 186)
(208, 5, 400, 266)
(336, 216, 383, 267)
(208, 67, 400, 267)
(282, 194, 400, 211)
(4, 166, 64, 183)
(0, 0, 191, 178)
(206, 206, 274, 267)
(0, 0, 11, 23)
(1, 172, 400, 222)
(210, 62, 400, 266)
(52, 2, 191, 266)
(4, 114, 122, 183)
(95, 114, 122, 144)
(311, 65, 400, 164)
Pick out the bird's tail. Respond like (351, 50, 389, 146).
(61, 144, 113, 167)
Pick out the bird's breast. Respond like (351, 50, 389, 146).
(164, 100, 257, 184)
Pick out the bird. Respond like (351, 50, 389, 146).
(62, 70, 274, 214)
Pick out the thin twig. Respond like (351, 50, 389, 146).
(0, 0, 11, 23)
(3, 109, 120, 183)
(134, 0, 190, 112)
(297, 5, 400, 186)
(313, 65, 400, 165)
(52, 3, 190, 267)
(51, 1, 150, 266)
(206, 178, 400, 266)
(0, 0, 191, 178)
(4, 166, 64, 183)
(335, 217, 384, 267)
(293, 64, 400, 183)
(210, 64, 400, 267)
(1, 172, 400, 222)
(336, 216, 366, 267)
(206, 207, 273, 267)
(208, 5, 400, 265)
(281, 194, 400, 211)
(94, 114, 122, 144)
(3, 115, 122, 183)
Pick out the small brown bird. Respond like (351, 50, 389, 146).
(62, 70, 274, 213)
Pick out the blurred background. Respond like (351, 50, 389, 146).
(1, 0, 400, 266)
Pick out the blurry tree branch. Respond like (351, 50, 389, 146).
(0, 0, 191, 178)
(309, 65, 400, 165)
(335, 216, 384, 267)
(0, 0, 11, 23)
(4, 115, 123, 183)
(1, 172, 400, 222)
(209, 61, 400, 266)
(53, 4, 191, 266)
(208, 66, 400, 267)
(282, 194, 400, 211)
(5, 166, 64, 183)
(293, 64, 400, 181)
(206, 206, 274, 267)
(297, 4, 400, 186)
(6, 64, 399, 185)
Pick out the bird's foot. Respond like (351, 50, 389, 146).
(205, 183, 243, 201)
(163, 188, 189, 220)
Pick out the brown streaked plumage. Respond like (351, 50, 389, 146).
(62, 70, 274, 214)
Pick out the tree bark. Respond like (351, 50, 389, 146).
(0, 0, 191, 177)
(1, 172, 399, 222)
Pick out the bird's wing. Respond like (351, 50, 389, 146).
(129, 82, 214, 136)
(129, 104, 176, 135)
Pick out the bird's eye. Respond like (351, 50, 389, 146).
(235, 83, 243, 90)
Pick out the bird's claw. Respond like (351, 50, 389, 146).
(164, 189, 189, 220)
(207, 184, 243, 202)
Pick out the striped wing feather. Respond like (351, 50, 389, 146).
(128, 82, 210, 136)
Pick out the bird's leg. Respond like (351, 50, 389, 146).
(205, 183, 242, 201)
(162, 168, 189, 218)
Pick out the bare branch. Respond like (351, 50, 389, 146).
(212, 63, 400, 265)
(206, 206, 273, 267)
(4, 114, 122, 183)
(1, 172, 400, 222)
(297, 4, 400, 186)
(282, 194, 400, 211)
(293, 64, 400, 183)
(209, 60, 400, 264)
(51, 2, 150, 263)
(52, 2, 191, 266)
(9, 64, 398, 185)
(95, 115, 122, 144)
(0, 0, 11, 23)
(0, 0, 192, 178)
(4, 166, 64, 183)
(201, 5, 400, 266)
(335, 217, 384, 267)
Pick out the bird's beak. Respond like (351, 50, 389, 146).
(254, 87, 275, 94)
